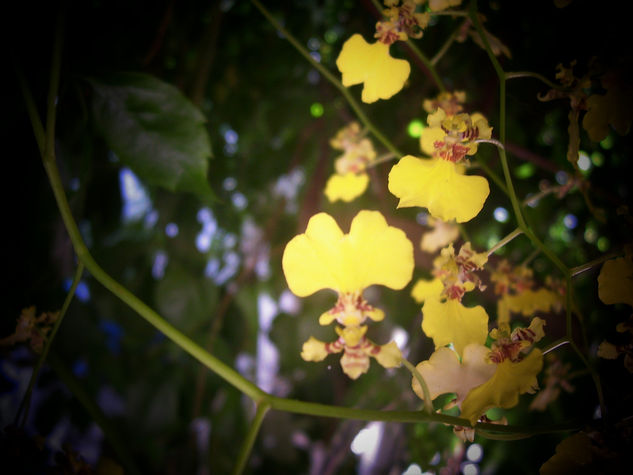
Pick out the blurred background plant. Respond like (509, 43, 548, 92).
(3, 0, 632, 473)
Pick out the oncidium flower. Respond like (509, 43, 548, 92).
(411, 317, 545, 427)
(388, 106, 493, 222)
(420, 216, 460, 253)
(325, 122, 376, 202)
(460, 317, 545, 425)
(491, 259, 563, 325)
(282, 210, 414, 379)
(336, 34, 410, 104)
(423, 90, 466, 116)
(337, 1, 436, 103)
(411, 242, 489, 356)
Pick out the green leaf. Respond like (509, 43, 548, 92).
(89, 73, 214, 199)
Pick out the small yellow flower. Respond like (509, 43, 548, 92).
(283, 210, 414, 378)
(325, 122, 376, 202)
(423, 91, 467, 115)
(422, 298, 489, 356)
(336, 34, 410, 104)
(411, 344, 495, 406)
(598, 252, 633, 307)
(420, 108, 492, 162)
(420, 216, 460, 253)
(460, 349, 543, 425)
(388, 155, 489, 223)
(324, 173, 370, 203)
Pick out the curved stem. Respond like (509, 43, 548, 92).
(402, 358, 433, 415)
(405, 40, 446, 92)
(472, 155, 509, 196)
(487, 227, 523, 256)
(367, 152, 397, 168)
(505, 71, 563, 91)
(431, 21, 465, 66)
(571, 251, 620, 277)
(251, 0, 402, 157)
(542, 338, 570, 355)
(15, 262, 84, 428)
(232, 402, 270, 475)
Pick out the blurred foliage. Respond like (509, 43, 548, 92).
(3, 0, 633, 474)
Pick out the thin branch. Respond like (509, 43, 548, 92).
(15, 262, 84, 428)
(232, 402, 271, 475)
(402, 359, 433, 415)
(487, 228, 523, 256)
(251, 0, 402, 157)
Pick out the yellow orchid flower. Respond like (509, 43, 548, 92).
(412, 242, 490, 356)
(388, 107, 492, 222)
(422, 298, 489, 356)
(420, 216, 460, 253)
(283, 210, 414, 378)
(423, 91, 467, 115)
(388, 155, 489, 223)
(411, 344, 495, 407)
(598, 252, 633, 307)
(324, 173, 370, 203)
(336, 34, 410, 104)
(460, 349, 543, 425)
(325, 122, 376, 202)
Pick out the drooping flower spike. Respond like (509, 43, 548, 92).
(282, 210, 414, 379)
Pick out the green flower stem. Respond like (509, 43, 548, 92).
(505, 71, 564, 91)
(48, 352, 141, 475)
(570, 339, 606, 422)
(487, 228, 523, 256)
(251, 0, 402, 157)
(570, 251, 619, 277)
(470, 0, 606, 426)
(232, 402, 271, 475)
(15, 262, 84, 428)
(431, 21, 465, 66)
(542, 338, 570, 355)
(405, 40, 446, 93)
(402, 358, 433, 415)
(472, 155, 509, 197)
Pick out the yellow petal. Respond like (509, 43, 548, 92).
(388, 156, 490, 223)
(301, 337, 330, 361)
(340, 351, 370, 379)
(282, 213, 345, 297)
(324, 173, 369, 202)
(421, 298, 489, 356)
(336, 34, 410, 104)
(500, 288, 563, 317)
(412, 344, 495, 406)
(598, 254, 633, 307)
(282, 211, 414, 296)
(345, 210, 414, 291)
(373, 341, 403, 368)
(420, 218, 459, 253)
(419, 126, 446, 156)
(461, 349, 543, 425)
(411, 278, 444, 303)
